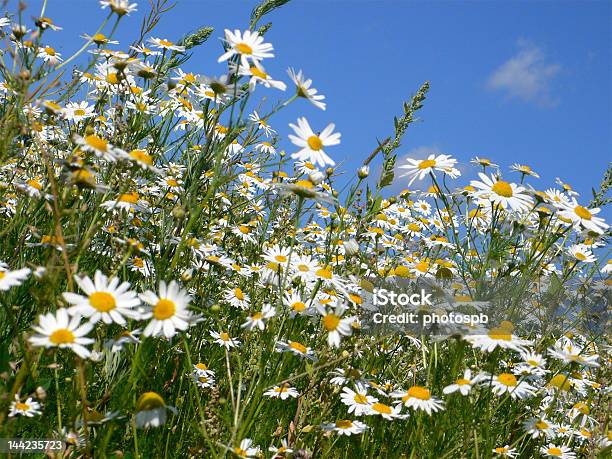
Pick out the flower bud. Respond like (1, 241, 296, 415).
(357, 165, 370, 179)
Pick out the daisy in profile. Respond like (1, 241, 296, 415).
(0, 263, 30, 290)
(9, 394, 42, 417)
(511, 163, 540, 178)
(275, 340, 317, 360)
(238, 64, 286, 91)
(100, 0, 138, 16)
(470, 173, 533, 212)
(264, 384, 299, 400)
(392, 385, 444, 415)
(443, 369, 485, 396)
(268, 438, 293, 457)
(466, 326, 532, 353)
(140, 281, 193, 339)
(218, 29, 273, 68)
(366, 402, 405, 420)
(341, 382, 378, 416)
(231, 438, 260, 458)
(241, 304, 275, 331)
(289, 117, 340, 168)
(568, 244, 596, 263)
(523, 417, 557, 439)
(63, 271, 141, 325)
(29, 308, 94, 359)
(399, 154, 460, 186)
(37, 46, 62, 64)
(321, 419, 368, 436)
(148, 37, 185, 53)
(539, 444, 576, 459)
(287, 68, 326, 110)
(210, 330, 240, 349)
(492, 445, 518, 457)
(74, 133, 126, 162)
(134, 392, 176, 429)
(471, 157, 498, 170)
(489, 373, 536, 399)
(557, 199, 608, 234)
(316, 303, 354, 348)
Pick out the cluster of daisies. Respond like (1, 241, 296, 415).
(0, 1, 609, 457)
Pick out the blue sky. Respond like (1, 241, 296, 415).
(21, 0, 612, 205)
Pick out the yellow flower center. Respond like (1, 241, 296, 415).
(295, 179, 314, 189)
(106, 72, 119, 84)
(220, 332, 230, 341)
(371, 402, 392, 414)
(158, 39, 174, 47)
(548, 374, 571, 391)
(234, 447, 248, 457)
(497, 373, 517, 387)
(492, 180, 513, 198)
(415, 261, 429, 273)
(322, 313, 340, 331)
(235, 42, 253, 54)
(418, 159, 437, 170)
(291, 301, 306, 312)
(85, 134, 108, 152)
(49, 328, 76, 345)
(275, 255, 288, 263)
(136, 392, 165, 411)
(316, 267, 332, 279)
(488, 327, 512, 341)
(335, 420, 353, 428)
(535, 420, 549, 430)
(0, 272, 5, 280)
(250, 66, 267, 79)
(130, 149, 153, 165)
(195, 362, 208, 371)
(166, 178, 179, 187)
(289, 341, 307, 353)
(574, 205, 592, 220)
(456, 378, 470, 386)
(406, 386, 431, 400)
(234, 288, 245, 301)
(15, 402, 30, 411)
(546, 447, 562, 457)
(119, 192, 139, 203)
(45, 46, 56, 56)
(307, 135, 323, 151)
(89, 291, 117, 312)
(92, 33, 107, 42)
(251, 312, 263, 321)
(153, 299, 176, 320)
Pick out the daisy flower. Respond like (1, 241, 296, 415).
(366, 402, 405, 420)
(471, 157, 498, 169)
(64, 101, 95, 122)
(316, 303, 355, 348)
(63, 271, 141, 325)
(74, 134, 126, 162)
(288, 117, 340, 168)
(218, 29, 273, 68)
(210, 330, 240, 349)
(238, 64, 286, 91)
(29, 308, 94, 359)
(340, 383, 378, 416)
(9, 395, 42, 417)
(148, 37, 185, 53)
(224, 287, 250, 309)
(399, 154, 460, 186)
(539, 444, 576, 459)
(140, 281, 193, 339)
(321, 419, 368, 436)
(511, 163, 540, 178)
(100, 0, 138, 16)
(568, 244, 596, 263)
(287, 68, 326, 110)
(442, 369, 485, 396)
(268, 438, 293, 457)
(231, 438, 260, 458)
(466, 326, 532, 353)
(264, 384, 299, 400)
(557, 199, 608, 234)
(134, 392, 176, 429)
(0, 264, 30, 290)
(241, 304, 275, 331)
(275, 340, 317, 360)
(492, 445, 518, 457)
(37, 46, 62, 64)
(489, 373, 536, 399)
(523, 417, 557, 439)
(392, 386, 444, 415)
(470, 173, 533, 212)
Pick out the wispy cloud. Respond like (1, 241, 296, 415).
(487, 40, 561, 107)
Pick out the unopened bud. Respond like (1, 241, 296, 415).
(357, 165, 370, 179)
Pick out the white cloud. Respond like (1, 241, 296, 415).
(487, 40, 561, 107)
